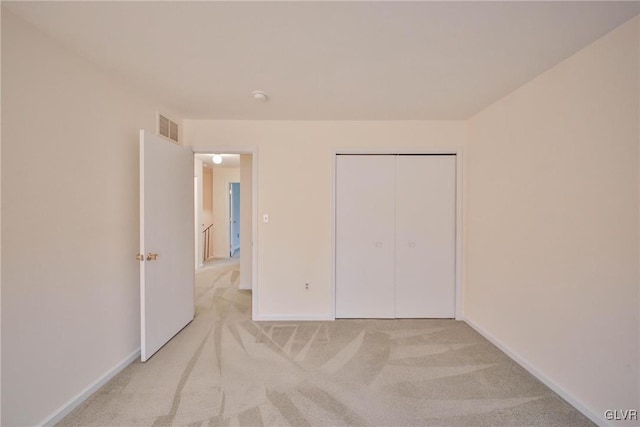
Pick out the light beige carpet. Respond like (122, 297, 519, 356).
(59, 259, 593, 426)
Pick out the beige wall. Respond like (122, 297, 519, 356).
(203, 167, 214, 224)
(194, 158, 203, 267)
(211, 167, 241, 258)
(1, 11, 180, 426)
(202, 166, 214, 260)
(184, 121, 466, 318)
(240, 154, 253, 290)
(465, 16, 639, 424)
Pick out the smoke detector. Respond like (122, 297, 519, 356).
(252, 90, 268, 102)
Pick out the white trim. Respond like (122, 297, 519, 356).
(253, 314, 334, 321)
(139, 131, 147, 360)
(238, 283, 252, 290)
(39, 348, 141, 426)
(336, 147, 460, 155)
(252, 150, 259, 319)
(331, 148, 464, 320)
(330, 154, 337, 320)
(190, 146, 259, 321)
(454, 151, 463, 320)
(463, 316, 606, 426)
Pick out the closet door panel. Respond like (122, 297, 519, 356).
(395, 155, 456, 318)
(336, 155, 395, 318)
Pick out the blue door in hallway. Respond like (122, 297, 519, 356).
(230, 182, 240, 256)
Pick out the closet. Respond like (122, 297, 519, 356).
(335, 154, 456, 318)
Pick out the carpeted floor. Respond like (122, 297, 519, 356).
(59, 258, 594, 426)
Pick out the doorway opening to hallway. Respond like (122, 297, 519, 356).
(194, 152, 254, 293)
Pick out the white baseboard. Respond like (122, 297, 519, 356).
(238, 282, 252, 290)
(462, 316, 606, 426)
(40, 348, 140, 426)
(253, 314, 335, 321)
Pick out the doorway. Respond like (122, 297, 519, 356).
(335, 154, 456, 318)
(332, 149, 463, 320)
(193, 152, 255, 296)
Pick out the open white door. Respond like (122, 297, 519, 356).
(139, 130, 194, 362)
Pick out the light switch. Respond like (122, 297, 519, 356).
(263, 213, 269, 223)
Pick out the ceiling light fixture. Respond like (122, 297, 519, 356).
(252, 90, 268, 102)
(212, 154, 223, 165)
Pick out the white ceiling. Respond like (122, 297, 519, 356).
(5, 1, 639, 120)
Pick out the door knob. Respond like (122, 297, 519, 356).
(146, 253, 159, 261)
(136, 254, 145, 262)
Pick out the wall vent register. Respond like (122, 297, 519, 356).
(158, 113, 179, 143)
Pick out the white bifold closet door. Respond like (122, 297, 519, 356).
(335, 154, 456, 318)
(395, 155, 456, 318)
(336, 155, 396, 318)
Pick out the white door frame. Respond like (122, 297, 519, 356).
(191, 147, 259, 320)
(194, 177, 200, 268)
(331, 148, 464, 320)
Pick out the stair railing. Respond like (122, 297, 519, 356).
(202, 224, 213, 261)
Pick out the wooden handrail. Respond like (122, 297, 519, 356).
(202, 224, 213, 261)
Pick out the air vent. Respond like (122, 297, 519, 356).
(169, 121, 178, 142)
(158, 113, 179, 143)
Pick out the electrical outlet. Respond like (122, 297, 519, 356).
(305, 283, 310, 291)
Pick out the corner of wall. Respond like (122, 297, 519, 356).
(463, 316, 606, 426)
(463, 16, 639, 423)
